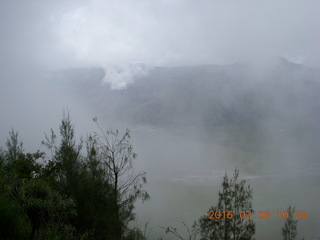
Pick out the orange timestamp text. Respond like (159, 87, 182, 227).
(208, 210, 308, 220)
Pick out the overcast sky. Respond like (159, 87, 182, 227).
(0, 0, 319, 70)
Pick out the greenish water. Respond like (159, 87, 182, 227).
(132, 126, 320, 239)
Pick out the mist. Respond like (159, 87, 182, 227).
(1, 1, 320, 239)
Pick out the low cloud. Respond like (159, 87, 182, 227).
(1, 0, 319, 70)
(102, 63, 151, 89)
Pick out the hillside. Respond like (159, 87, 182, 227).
(52, 58, 320, 132)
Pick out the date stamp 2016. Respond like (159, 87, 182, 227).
(208, 210, 308, 220)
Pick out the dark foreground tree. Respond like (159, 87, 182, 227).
(160, 221, 199, 240)
(282, 205, 298, 240)
(199, 169, 255, 240)
(93, 117, 150, 238)
(41, 113, 117, 239)
(0, 113, 149, 239)
(40, 114, 149, 239)
(16, 179, 76, 240)
(0, 130, 76, 240)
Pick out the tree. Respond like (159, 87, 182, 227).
(41, 113, 114, 239)
(0, 129, 76, 240)
(5, 129, 24, 161)
(93, 117, 150, 238)
(16, 179, 76, 240)
(41, 114, 149, 239)
(54, 113, 83, 196)
(282, 205, 298, 240)
(199, 168, 255, 240)
(75, 134, 116, 239)
(0, 114, 149, 239)
(0, 145, 30, 240)
(160, 221, 199, 240)
(4, 129, 42, 180)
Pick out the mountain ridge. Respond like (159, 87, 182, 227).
(51, 58, 320, 133)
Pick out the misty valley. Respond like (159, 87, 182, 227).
(1, 58, 320, 239)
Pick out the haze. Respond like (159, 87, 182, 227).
(0, 1, 319, 239)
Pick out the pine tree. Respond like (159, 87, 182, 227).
(282, 205, 298, 240)
(199, 169, 255, 240)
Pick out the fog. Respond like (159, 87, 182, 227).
(1, 1, 320, 239)
(1, 0, 319, 69)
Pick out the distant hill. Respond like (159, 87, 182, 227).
(51, 57, 320, 134)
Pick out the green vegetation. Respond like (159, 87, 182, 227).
(161, 169, 255, 240)
(198, 169, 255, 240)
(0, 113, 148, 240)
(282, 205, 298, 240)
(0, 114, 303, 240)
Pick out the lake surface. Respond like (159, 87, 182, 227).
(131, 126, 320, 239)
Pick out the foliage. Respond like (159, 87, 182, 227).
(160, 221, 199, 240)
(199, 168, 255, 240)
(37, 113, 149, 239)
(40, 113, 117, 239)
(3, 129, 42, 180)
(93, 117, 150, 237)
(0, 191, 30, 240)
(0, 128, 78, 240)
(282, 205, 298, 240)
(16, 179, 76, 240)
(0, 113, 149, 239)
(0, 113, 302, 239)
(124, 222, 152, 240)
